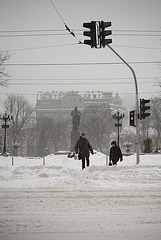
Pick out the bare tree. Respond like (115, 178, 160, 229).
(0, 134, 3, 153)
(150, 97, 161, 151)
(3, 94, 35, 148)
(21, 120, 37, 157)
(0, 52, 11, 87)
(80, 104, 113, 152)
(138, 117, 151, 152)
(121, 126, 136, 152)
(48, 118, 69, 152)
(137, 96, 161, 152)
(36, 117, 69, 156)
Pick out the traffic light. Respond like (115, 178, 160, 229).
(100, 21, 112, 47)
(83, 20, 112, 48)
(140, 99, 150, 120)
(130, 110, 135, 126)
(83, 21, 97, 48)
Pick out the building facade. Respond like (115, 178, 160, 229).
(36, 91, 122, 120)
(35, 91, 123, 155)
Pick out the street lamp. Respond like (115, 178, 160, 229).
(0, 113, 13, 156)
(112, 110, 125, 147)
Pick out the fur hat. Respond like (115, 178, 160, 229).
(81, 132, 86, 136)
(111, 141, 116, 146)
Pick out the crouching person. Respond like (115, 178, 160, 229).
(75, 132, 94, 170)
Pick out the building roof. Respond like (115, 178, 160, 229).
(113, 93, 122, 102)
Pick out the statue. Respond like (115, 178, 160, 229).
(71, 106, 81, 132)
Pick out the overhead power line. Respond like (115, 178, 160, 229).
(113, 45, 160, 50)
(0, 29, 160, 33)
(0, 29, 67, 33)
(8, 43, 79, 52)
(49, 0, 82, 44)
(0, 33, 76, 38)
(8, 77, 160, 86)
(0, 29, 161, 33)
(10, 76, 159, 81)
(9, 82, 157, 86)
(0, 91, 159, 96)
(0, 32, 160, 38)
(3, 61, 158, 67)
(3, 43, 159, 53)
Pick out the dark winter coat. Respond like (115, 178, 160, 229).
(74, 136, 93, 159)
(110, 143, 123, 164)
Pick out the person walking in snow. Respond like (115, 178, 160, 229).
(109, 141, 123, 165)
(74, 132, 94, 170)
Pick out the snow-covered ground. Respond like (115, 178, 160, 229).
(0, 152, 161, 190)
(0, 152, 161, 240)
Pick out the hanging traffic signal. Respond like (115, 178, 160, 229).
(140, 99, 151, 120)
(100, 21, 112, 47)
(83, 20, 112, 48)
(130, 110, 135, 126)
(83, 21, 97, 48)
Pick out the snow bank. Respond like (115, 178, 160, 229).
(0, 152, 161, 190)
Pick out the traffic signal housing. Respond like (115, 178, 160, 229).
(83, 21, 97, 48)
(140, 99, 150, 120)
(130, 110, 135, 126)
(83, 20, 112, 48)
(100, 21, 112, 47)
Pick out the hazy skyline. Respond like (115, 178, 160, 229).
(0, 0, 161, 110)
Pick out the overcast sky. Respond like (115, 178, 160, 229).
(0, 0, 161, 110)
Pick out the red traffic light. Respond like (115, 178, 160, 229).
(130, 111, 135, 126)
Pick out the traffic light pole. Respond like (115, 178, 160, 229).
(107, 45, 140, 164)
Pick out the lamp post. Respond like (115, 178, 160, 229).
(112, 110, 124, 147)
(0, 113, 13, 156)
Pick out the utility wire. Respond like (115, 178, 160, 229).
(3, 61, 159, 66)
(0, 91, 159, 96)
(10, 77, 159, 81)
(49, 0, 65, 25)
(113, 45, 160, 50)
(9, 82, 158, 86)
(0, 33, 76, 38)
(0, 29, 66, 33)
(7, 43, 160, 52)
(49, 0, 82, 44)
(0, 29, 160, 32)
(0, 29, 160, 33)
(0, 32, 160, 38)
(1, 42, 159, 52)
(8, 43, 79, 52)
(114, 33, 161, 37)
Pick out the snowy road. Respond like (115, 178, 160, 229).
(0, 188, 161, 240)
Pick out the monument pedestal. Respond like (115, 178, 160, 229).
(70, 131, 80, 152)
